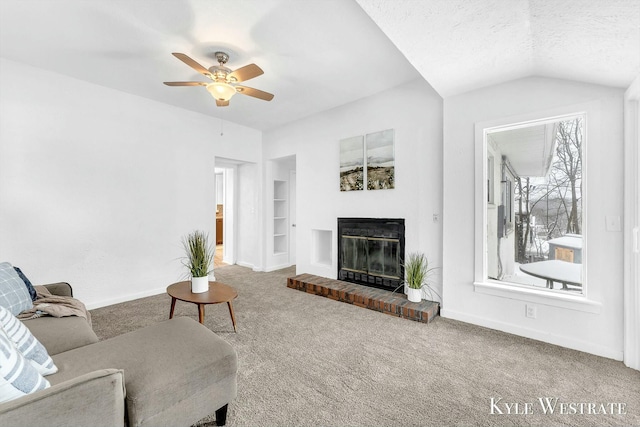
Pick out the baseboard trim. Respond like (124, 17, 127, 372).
(440, 308, 624, 361)
(235, 261, 260, 271)
(265, 263, 291, 272)
(85, 287, 167, 310)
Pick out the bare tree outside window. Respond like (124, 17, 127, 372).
(514, 118, 583, 263)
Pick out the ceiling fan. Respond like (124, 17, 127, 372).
(164, 51, 274, 107)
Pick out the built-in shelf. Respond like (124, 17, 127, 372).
(273, 180, 288, 256)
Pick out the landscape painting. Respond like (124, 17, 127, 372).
(340, 136, 364, 191)
(366, 129, 395, 190)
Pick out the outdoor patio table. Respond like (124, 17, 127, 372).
(519, 260, 582, 290)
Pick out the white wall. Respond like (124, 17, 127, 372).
(236, 162, 261, 270)
(0, 58, 262, 308)
(263, 78, 443, 296)
(443, 76, 625, 359)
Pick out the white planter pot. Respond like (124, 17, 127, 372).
(407, 287, 422, 303)
(191, 276, 209, 293)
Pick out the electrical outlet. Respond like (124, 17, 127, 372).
(525, 304, 537, 319)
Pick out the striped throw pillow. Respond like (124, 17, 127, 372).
(0, 305, 57, 376)
(0, 326, 50, 403)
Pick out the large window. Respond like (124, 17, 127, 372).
(482, 114, 585, 295)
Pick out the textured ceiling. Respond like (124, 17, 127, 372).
(1, 0, 638, 131)
(357, 0, 640, 97)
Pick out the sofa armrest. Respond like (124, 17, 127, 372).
(42, 282, 73, 297)
(0, 369, 125, 427)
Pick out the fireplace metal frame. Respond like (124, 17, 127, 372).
(337, 218, 405, 291)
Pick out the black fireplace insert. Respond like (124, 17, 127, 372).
(337, 218, 405, 291)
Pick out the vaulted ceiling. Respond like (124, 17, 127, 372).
(1, 0, 638, 131)
(357, 0, 640, 97)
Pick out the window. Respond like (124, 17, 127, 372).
(481, 114, 585, 295)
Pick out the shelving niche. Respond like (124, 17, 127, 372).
(273, 180, 288, 255)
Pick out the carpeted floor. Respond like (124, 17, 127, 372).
(90, 265, 640, 427)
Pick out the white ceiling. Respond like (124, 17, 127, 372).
(1, 0, 638, 131)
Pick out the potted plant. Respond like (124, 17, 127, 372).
(403, 252, 436, 303)
(182, 230, 215, 293)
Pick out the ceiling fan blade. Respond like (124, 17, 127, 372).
(235, 85, 274, 101)
(163, 81, 208, 86)
(216, 100, 230, 107)
(172, 53, 211, 77)
(228, 64, 263, 83)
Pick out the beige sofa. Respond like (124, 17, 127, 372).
(0, 283, 238, 427)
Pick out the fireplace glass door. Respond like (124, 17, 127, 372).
(341, 236, 368, 273)
(341, 236, 400, 279)
(367, 237, 400, 279)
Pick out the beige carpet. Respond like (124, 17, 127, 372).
(90, 265, 640, 427)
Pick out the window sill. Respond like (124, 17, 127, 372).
(473, 280, 602, 314)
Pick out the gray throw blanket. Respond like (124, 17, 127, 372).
(18, 285, 92, 326)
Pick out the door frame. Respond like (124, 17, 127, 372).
(624, 77, 640, 370)
(289, 169, 297, 265)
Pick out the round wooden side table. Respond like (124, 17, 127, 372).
(167, 281, 238, 332)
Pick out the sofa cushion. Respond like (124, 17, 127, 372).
(49, 317, 237, 427)
(0, 263, 32, 316)
(0, 326, 50, 404)
(0, 306, 57, 376)
(22, 316, 98, 356)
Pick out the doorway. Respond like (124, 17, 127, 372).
(214, 168, 228, 268)
(215, 160, 241, 267)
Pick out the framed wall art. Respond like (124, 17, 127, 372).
(339, 135, 364, 191)
(366, 129, 395, 190)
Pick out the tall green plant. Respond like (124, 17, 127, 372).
(394, 252, 441, 302)
(404, 252, 431, 289)
(182, 230, 214, 278)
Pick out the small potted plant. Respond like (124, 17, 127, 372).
(182, 230, 215, 293)
(404, 252, 436, 303)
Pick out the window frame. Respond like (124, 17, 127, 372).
(473, 110, 599, 313)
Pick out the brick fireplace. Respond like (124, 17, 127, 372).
(337, 218, 405, 292)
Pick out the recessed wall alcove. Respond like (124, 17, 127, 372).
(312, 229, 332, 267)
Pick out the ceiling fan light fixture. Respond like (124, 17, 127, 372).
(167, 52, 273, 106)
(206, 82, 236, 101)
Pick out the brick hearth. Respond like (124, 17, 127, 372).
(287, 273, 439, 323)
